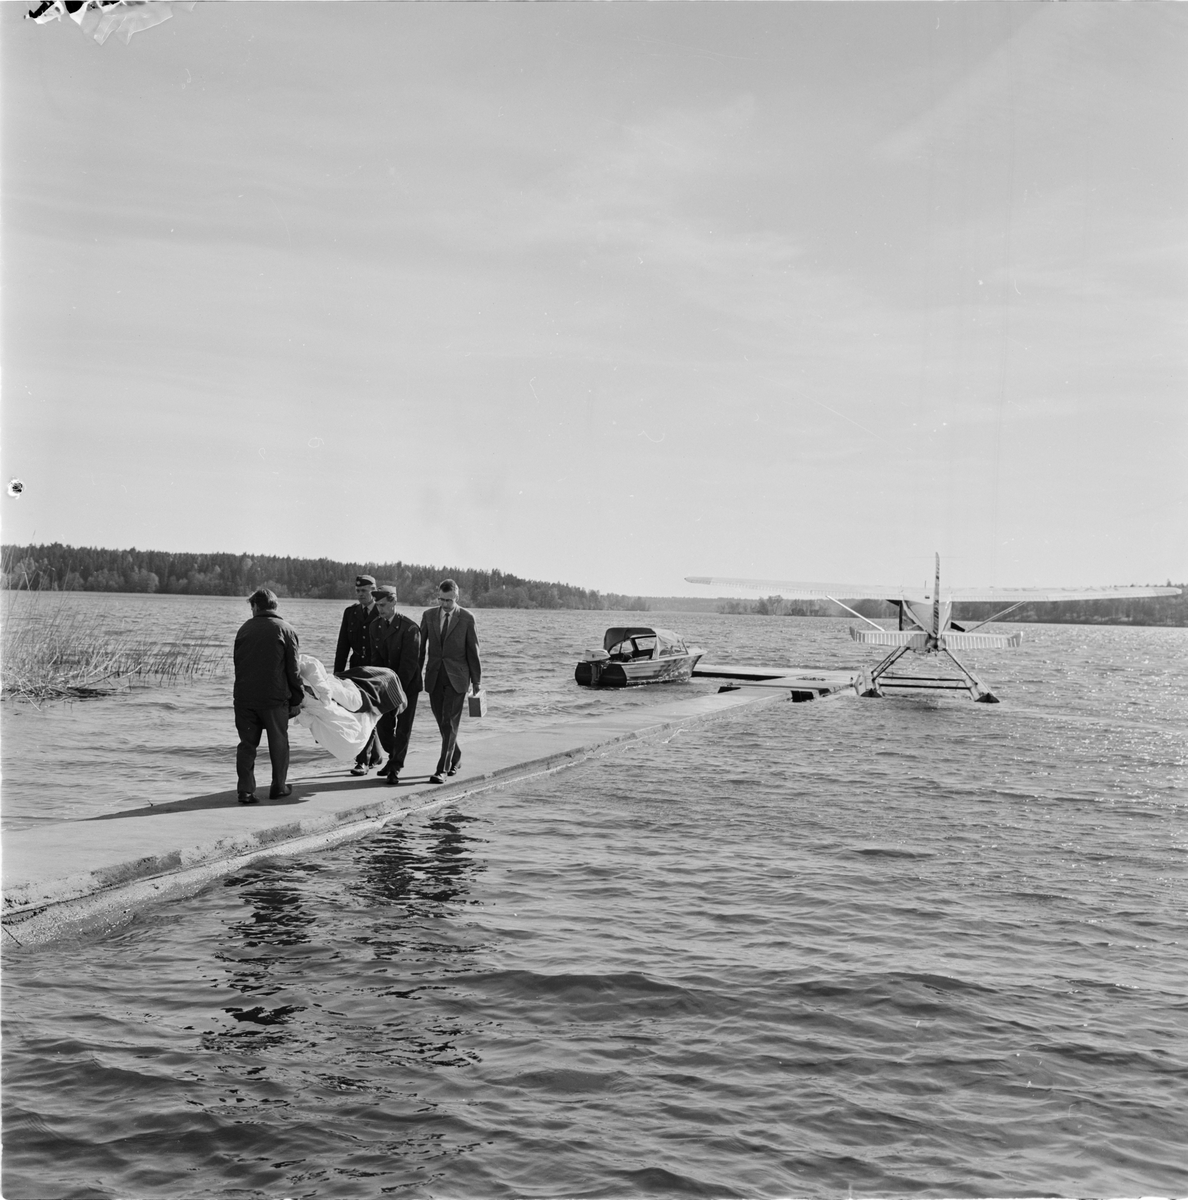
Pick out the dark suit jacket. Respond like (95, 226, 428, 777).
(420, 605, 481, 694)
(368, 612, 423, 696)
(334, 601, 378, 674)
(233, 612, 303, 709)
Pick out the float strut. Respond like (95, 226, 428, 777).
(942, 648, 999, 703)
(856, 645, 911, 698)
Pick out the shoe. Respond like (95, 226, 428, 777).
(447, 766, 459, 777)
(237, 791, 258, 804)
(448, 751, 461, 776)
(269, 784, 293, 800)
(350, 763, 369, 776)
(429, 773, 445, 784)
(384, 772, 399, 786)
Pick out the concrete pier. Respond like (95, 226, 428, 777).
(3, 685, 827, 949)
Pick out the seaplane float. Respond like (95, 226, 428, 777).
(686, 555, 1179, 703)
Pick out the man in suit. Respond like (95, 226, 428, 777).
(419, 579, 481, 784)
(368, 585, 422, 786)
(233, 588, 303, 804)
(335, 573, 384, 776)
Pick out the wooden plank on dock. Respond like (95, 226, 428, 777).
(693, 664, 855, 702)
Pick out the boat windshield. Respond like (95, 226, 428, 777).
(654, 629, 687, 657)
(604, 628, 687, 661)
(607, 635, 656, 661)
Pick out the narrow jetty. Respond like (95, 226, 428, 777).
(693, 664, 855, 701)
(3, 677, 849, 949)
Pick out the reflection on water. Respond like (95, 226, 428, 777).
(358, 814, 486, 911)
(344, 815, 490, 1073)
(204, 865, 317, 1051)
(228, 868, 317, 951)
(196, 814, 489, 1066)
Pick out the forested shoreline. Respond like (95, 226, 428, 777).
(2, 544, 1182, 624)
(1, 543, 648, 611)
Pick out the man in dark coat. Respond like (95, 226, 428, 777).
(367, 585, 422, 786)
(419, 579, 481, 784)
(233, 588, 303, 804)
(335, 573, 384, 776)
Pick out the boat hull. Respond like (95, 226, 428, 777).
(575, 652, 703, 688)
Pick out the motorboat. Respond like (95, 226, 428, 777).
(575, 626, 704, 688)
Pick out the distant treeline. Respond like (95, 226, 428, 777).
(717, 591, 1187, 627)
(0, 544, 650, 611)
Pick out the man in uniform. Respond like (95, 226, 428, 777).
(367, 585, 422, 786)
(233, 588, 303, 804)
(419, 579, 481, 784)
(335, 573, 384, 775)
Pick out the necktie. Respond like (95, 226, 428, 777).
(441, 611, 450, 642)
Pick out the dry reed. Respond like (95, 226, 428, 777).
(1, 592, 228, 702)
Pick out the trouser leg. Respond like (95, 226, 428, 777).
(375, 710, 396, 758)
(355, 728, 381, 767)
(388, 691, 418, 771)
(429, 682, 445, 771)
(431, 678, 465, 774)
(260, 705, 291, 791)
(235, 706, 264, 794)
(346, 655, 380, 767)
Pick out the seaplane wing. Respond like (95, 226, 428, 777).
(684, 577, 1180, 603)
(683, 576, 927, 601)
(942, 585, 1180, 601)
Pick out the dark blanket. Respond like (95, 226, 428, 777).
(339, 666, 407, 716)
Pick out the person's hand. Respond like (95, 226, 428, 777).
(288, 702, 303, 719)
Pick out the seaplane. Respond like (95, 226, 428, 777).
(686, 555, 1179, 703)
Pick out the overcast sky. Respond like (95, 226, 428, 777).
(3, 2, 1185, 595)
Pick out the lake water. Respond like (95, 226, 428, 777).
(3, 594, 1187, 1198)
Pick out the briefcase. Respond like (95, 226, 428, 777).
(467, 689, 487, 718)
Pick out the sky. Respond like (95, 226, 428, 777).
(2, 2, 1185, 596)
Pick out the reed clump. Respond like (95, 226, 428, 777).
(1, 594, 228, 702)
